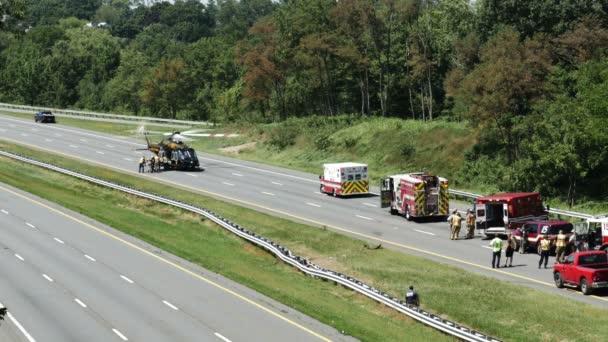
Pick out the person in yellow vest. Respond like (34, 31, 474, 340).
(538, 235, 552, 269)
(555, 230, 567, 263)
(450, 210, 462, 240)
(465, 209, 475, 239)
(490, 235, 503, 268)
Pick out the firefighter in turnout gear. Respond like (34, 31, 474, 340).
(465, 209, 475, 239)
(555, 230, 567, 263)
(450, 210, 462, 240)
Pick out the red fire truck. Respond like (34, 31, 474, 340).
(320, 162, 369, 197)
(574, 216, 608, 252)
(475, 192, 547, 238)
(380, 172, 449, 220)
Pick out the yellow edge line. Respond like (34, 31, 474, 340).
(3, 139, 607, 302)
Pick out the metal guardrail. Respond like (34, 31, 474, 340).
(0, 103, 212, 126)
(0, 150, 500, 342)
(449, 190, 597, 220)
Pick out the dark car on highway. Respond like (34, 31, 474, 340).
(34, 111, 55, 123)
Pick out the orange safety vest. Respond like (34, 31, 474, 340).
(540, 239, 551, 251)
(556, 234, 567, 247)
(452, 214, 461, 227)
(466, 213, 475, 225)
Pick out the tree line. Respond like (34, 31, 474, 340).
(1, 0, 607, 206)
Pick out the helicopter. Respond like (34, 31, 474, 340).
(136, 127, 207, 171)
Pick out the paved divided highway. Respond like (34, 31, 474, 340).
(0, 114, 607, 309)
(0, 183, 352, 342)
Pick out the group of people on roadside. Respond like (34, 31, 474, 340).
(138, 154, 170, 173)
(448, 209, 475, 240)
(490, 229, 571, 269)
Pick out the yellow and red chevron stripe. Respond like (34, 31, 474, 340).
(341, 180, 369, 194)
(439, 182, 449, 215)
(414, 182, 425, 215)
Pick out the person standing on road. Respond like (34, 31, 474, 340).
(519, 227, 528, 254)
(138, 156, 146, 173)
(450, 210, 462, 240)
(465, 209, 475, 239)
(555, 230, 567, 263)
(405, 286, 420, 307)
(504, 233, 515, 267)
(538, 235, 552, 269)
(490, 235, 503, 268)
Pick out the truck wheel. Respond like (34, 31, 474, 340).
(319, 184, 324, 194)
(554, 272, 564, 288)
(390, 208, 398, 215)
(581, 278, 592, 295)
(405, 206, 412, 221)
(332, 189, 337, 197)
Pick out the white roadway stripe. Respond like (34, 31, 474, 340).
(97, 151, 105, 155)
(106, 144, 114, 148)
(214, 332, 232, 342)
(0, 128, 5, 131)
(120, 275, 134, 284)
(112, 328, 128, 341)
(261, 192, 275, 196)
(0, 302, 37, 342)
(54, 133, 62, 137)
(84, 254, 96, 262)
(362, 203, 377, 207)
(42, 274, 54, 282)
(314, 191, 323, 194)
(355, 215, 374, 221)
(69, 145, 78, 148)
(481, 246, 493, 250)
(199, 156, 318, 183)
(26, 222, 36, 229)
(20, 133, 28, 137)
(186, 173, 197, 177)
(45, 138, 53, 142)
(123, 158, 133, 161)
(414, 229, 436, 236)
(31, 128, 38, 132)
(1, 209, 8, 214)
(271, 182, 283, 186)
(15, 254, 24, 261)
(306, 203, 321, 208)
(162, 300, 179, 310)
(74, 298, 87, 308)
(222, 182, 235, 186)
(54, 237, 65, 244)
(80, 139, 87, 142)
(231, 173, 243, 177)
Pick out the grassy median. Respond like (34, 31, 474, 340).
(1, 141, 608, 341)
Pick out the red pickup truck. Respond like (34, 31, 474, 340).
(553, 251, 608, 295)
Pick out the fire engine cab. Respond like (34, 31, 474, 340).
(380, 172, 449, 220)
(574, 216, 608, 252)
(475, 192, 547, 238)
(320, 162, 369, 197)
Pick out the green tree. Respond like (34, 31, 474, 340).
(141, 58, 193, 119)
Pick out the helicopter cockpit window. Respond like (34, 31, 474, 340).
(187, 148, 197, 159)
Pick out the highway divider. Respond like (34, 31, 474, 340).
(0, 150, 500, 342)
(448, 189, 596, 220)
(0, 102, 211, 127)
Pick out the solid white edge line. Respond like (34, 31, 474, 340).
(3, 309, 37, 342)
(42, 274, 54, 282)
(306, 203, 321, 208)
(112, 328, 128, 341)
(26, 222, 36, 229)
(74, 298, 87, 308)
(214, 332, 232, 342)
(120, 275, 134, 284)
(14, 254, 24, 261)
(261, 192, 275, 196)
(54, 237, 64, 244)
(414, 229, 436, 236)
(1, 209, 8, 214)
(84, 254, 96, 262)
(162, 300, 179, 311)
(222, 182, 235, 186)
(355, 215, 374, 221)
(186, 173, 197, 177)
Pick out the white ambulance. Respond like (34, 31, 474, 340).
(319, 162, 369, 197)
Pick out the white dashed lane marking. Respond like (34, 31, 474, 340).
(80, 139, 87, 142)
(215, 332, 232, 342)
(271, 182, 283, 186)
(481, 246, 493, 250)
(45, 138, 53, 142)
(306, 203, 321, 208)
(232, 173, 243, 177)
(74, 298, 87, 308)
(112, 328, 128, 341)
(186, 173, 197, 177)
(362, 203, 377, 207)
(15, 254, 24, 261)
(26, 222, 36, 229)
(105, 144, 114, 148)
(123, 158, 133, 161)
(414, 229, 436, 236)
(96, 151, 104, 155)
(162, 300, 179, 311)
(42, 274, 54, 282)
(54, 237, 64, 244)
(355, 215, 374, 221)
(20, 133, 28, 137)
(120, 275, 134, 284)
(261, 192, 275, 196)
(222, 182, 235, 186)
(84, 254, 96, 262)
(69, 145, 78, 148)
(2, 209, 9, 214)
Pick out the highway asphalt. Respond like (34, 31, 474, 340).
(1, 114, 607, 309)
(0, 183, 354, 342)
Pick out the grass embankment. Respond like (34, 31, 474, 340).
(1, 141, 607, 342)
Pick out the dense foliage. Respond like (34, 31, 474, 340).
(0, 0, 607, 206)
